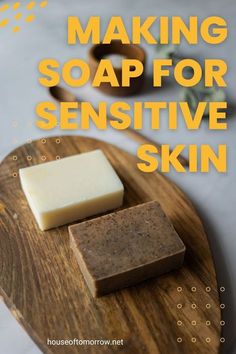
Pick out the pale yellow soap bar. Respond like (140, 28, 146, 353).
(19, 150, 124, 231)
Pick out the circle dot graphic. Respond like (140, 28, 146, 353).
(220, 304, 225, 309)
(177, 320, 182, 326)
(177, 338, 182, 343)
(206, 320, 211, 326)
(206, 287, 211, 292)
(206, 338, 211, 343)
(191, 320, 196, 326)
(220, 337, 225, 343)
(177, 287, 182, 292)
(220, 321, 225, 326)
(191, 287, 196, 292)
(177, 304, 182, 309)
(12, 155, 18, 161)
(191, 303, 197, 309)
(191, 337, 196, 343)
(206, 304, 211, 309)
(27, 156, 32, 161)
(220, 287, 225, 292)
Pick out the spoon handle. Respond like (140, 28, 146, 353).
(48, 86, 188, 167)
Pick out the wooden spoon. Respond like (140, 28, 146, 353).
(49, 86, 189, 167)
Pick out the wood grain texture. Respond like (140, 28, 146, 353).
(0, 136, 221, 354)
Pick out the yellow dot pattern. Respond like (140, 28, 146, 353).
(0, 1, 48, 33)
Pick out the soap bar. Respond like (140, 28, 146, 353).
(19, 150, 124, 231)
(69, 200, 185, 297)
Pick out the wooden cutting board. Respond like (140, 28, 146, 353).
(0, 136, 221, 354)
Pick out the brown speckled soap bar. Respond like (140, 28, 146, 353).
(69, 200, 185, 297)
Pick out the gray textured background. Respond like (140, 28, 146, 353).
(0, 0, 235, 353)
